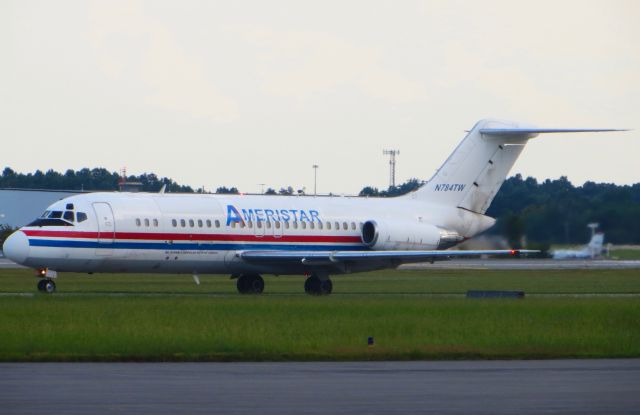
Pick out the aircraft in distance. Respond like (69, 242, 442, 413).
(3, 119, 625, 295)
(552, 233, 605, 260)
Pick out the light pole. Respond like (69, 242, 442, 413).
(383, 149, 400, 188)
(312, 164, 319, 196)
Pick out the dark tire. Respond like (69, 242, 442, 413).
(304, 276, 323, 296)
(248, 275, 264, 294)
(237, 274, 264, 294)
(43, 280, 56, 294)
(321, 279, 333, 295)
(37, 279, 46, 292)
(237, 275, 249, 294)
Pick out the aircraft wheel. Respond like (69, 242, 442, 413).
(43, 279, 56, 294)
(305, 275, 332, 296)
(321, 279, 333, 295)
(237, 274, 264, 294)
(37, 279, 46, 292)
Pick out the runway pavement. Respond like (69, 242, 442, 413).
(0, 257, 25, 269)
(2, 255, 640, 271)
(1, 360, 639, 414)
(402, 258, 640, 270)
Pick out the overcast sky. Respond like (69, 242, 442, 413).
(2, 0, 638, 194)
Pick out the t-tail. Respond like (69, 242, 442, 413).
(410, 119, 626, 214)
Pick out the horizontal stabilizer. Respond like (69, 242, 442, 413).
(479, 128, 628, 136)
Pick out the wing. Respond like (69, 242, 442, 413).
(240, 249, 538, 267)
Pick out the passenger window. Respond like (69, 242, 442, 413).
(172, 219, 177, 227)
(266, 222, 272, 229)
(231, 222, 236, 228)
(285, 222, 289, 229)
(318, 222, 323, 230)
(343, 222, 348, 230)
(180, 219, 186, 227)
(248, 221, 253, 228)
(310, 222, 315, 229)
(136, 218, 141, 226)
(144, 218, 150, 227)
(77, 212, 88, 222)
(351, 222, 356, 230)
(153, 219, 159, 227)
(215, 220, 220, 228)
(198, 219, 203, 228)
(335, 222, 339, 230)
(189, 219, 194, 227)
(257, 222, 262, 229)
(301, 222, 307, 229)
(275, 222, 281, 229)
(293, 222, 298, 229)
(63, 211, 74, 222)
(206, 219, 211, 228)
(327, 222, 332, 230)
(240, 221, 245, 228)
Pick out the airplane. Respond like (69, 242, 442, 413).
(552, 233, 605, 259)
(2, 119, 625, 295)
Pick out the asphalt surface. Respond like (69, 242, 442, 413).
(402, 258, 640, 270)
(1, 360, 638, 414)
(2, 256, 640, 270)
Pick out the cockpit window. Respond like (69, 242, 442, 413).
(30, 208, 81, 227)
(27, 218, 73, 227)
(66, 203, 74, 210)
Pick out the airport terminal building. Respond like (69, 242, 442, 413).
(0, 189, 84, 228)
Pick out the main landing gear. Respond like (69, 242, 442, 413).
(236, 274, 265, 294)
(304, 274, 333, 296)
(37, 279, 56, 294)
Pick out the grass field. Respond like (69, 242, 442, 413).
(1, 268, 639, 361)
(610, 249, 640, 260)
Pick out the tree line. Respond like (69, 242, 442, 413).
(0, 167, 195, 193)
(357, 174, 640, 245)
(2, 167, 638, 244)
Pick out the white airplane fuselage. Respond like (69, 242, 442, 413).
(10, 191, 493, 275)
(3, 119, 624, 294)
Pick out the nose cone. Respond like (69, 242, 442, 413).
(3, 231, 30, 264)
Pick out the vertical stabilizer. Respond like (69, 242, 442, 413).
(409, 120, 624, 214)
(411, 119, 530, 214)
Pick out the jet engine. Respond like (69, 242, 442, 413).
(361, 220, 464, 250)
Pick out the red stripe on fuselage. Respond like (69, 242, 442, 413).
(22, 229, 362, 244)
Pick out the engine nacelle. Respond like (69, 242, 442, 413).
(361, 220, 463, 250)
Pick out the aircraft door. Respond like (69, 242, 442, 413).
(93, 202, 115, 256)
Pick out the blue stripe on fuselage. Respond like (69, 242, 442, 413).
(28, 238, 363, 251)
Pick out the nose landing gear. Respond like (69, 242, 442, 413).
(37, 279, 56, 293)
(36, 269, 57, 294)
